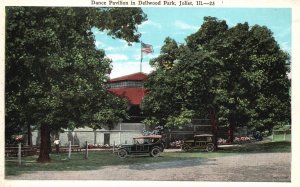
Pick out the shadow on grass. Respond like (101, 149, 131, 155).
(5, 151, 196, 176)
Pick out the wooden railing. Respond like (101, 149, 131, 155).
(5, 145, 82, 157)
(5, 145, 39, 157)
(54, 145, 81, 152)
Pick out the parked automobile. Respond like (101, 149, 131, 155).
(118, 135, 165, 158)
(181, 134, 215, 152)
(252, 131, 263, 141)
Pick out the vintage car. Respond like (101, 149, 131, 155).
(118, 135, 165, 158)
(181, 134, 215, 152)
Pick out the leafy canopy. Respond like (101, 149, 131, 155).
(5, 7, 147, 139)
(142, 16, 290, 133)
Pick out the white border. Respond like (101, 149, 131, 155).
(1, 0, 299, 187)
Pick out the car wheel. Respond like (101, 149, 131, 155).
(118, 149, 128, 158)
(206, 143, 215, 152)
(150, 147, 161, 157)
(182, 144, 191, 152)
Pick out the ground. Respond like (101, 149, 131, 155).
(6, 152, 290, 181)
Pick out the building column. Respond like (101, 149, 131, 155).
(94, 130, 97, 144)
(119, 123, 122, 144)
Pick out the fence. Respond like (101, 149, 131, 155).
(5, 140, 109, 166)
(272, 130, 291, 142)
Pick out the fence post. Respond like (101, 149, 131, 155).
(18, 143, 21, 166)
(85, 141, 88, 159)
(283, 131, 286, 141)
(68, 141, 71, 159)
(113, 141, 115, 154)
(271, 132, 274, 142)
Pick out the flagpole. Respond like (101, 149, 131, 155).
(140, 41, 143, 73)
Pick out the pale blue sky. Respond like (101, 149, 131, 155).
(93, 8, 291, 78)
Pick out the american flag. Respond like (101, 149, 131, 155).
(141, 42, 153, 54)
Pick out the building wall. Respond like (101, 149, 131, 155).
(31, 123, 146, 147)
(31, 130, 39, 146)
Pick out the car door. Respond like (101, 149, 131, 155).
(136, 138, 150, 153)
(136, 143, 144, 152)
(132, 138, 144, 152)
(130, 139, 138, 152)
(143, 141, 150, 152)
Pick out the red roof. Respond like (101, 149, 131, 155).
(109, 87, 146, 105)
(110, 72, 148, 83)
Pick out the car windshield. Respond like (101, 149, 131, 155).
(194, 136, 213, 142)
(133, 138, 158, 144)
(133, 138, 143, 144)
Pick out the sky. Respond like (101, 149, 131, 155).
(92, 8, 291, 78)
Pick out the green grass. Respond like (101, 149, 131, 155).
(5, 141, 291, 176)
(5, 151, 200, 176)
(218, 141, 291, 153)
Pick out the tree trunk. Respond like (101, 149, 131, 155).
(228, 123, 234, 143)
(37, 124, 51, 163)
(48, 131, 52, 153)
(228, 108, 236, 143)
(27, 123, 32, 146)
(209, 108, 218, 149)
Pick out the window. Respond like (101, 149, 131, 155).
(104, 133, 110, 145)
(110, 81, 144, 88)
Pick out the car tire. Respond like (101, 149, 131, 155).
(118, 149, 128, 158)
(150, 147, 161, 157)
(206, 143, 215, 152)
(182, 144, 191, 152)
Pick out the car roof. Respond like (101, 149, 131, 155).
(194, 134, 214, 137)
(133, 135, 162, 139)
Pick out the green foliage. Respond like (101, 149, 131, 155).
(95, 8, 147, 44)
(149, 37, 179, 69)
(273, 124, 291, 131)
(165, 108, 194, 127)
(5, 7, 146, 140)
(142, 42, 218, 127)
(142, 16, 290, 132)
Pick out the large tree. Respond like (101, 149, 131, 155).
(142, 17, 290, 141)
(5, 7, 147, 162)
(186, 17, 290, 141)
(142, 37, 218, 127)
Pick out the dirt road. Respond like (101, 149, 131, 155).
(6, 152, 290, 182)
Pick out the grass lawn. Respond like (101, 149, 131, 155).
(5, 141, 291, 176)
(218, 141, 291, 153)
(5, 151, 195, 176)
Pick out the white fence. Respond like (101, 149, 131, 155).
(271, 130, 291, 142)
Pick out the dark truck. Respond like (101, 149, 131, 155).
(118, 135, 165, 158)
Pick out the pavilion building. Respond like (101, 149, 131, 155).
(31, 72, 149, 147)
(108, 72, 148, 122)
